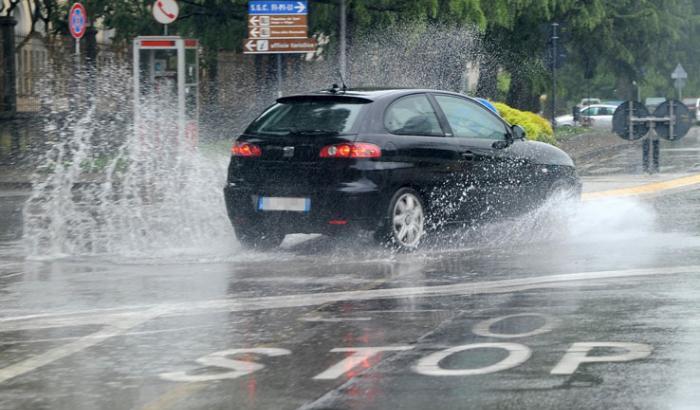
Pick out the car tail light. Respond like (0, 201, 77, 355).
(320, 143, 381, 158)
(232, 142, 262, 157)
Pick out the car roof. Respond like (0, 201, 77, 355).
(285, 87, 476, 102)
(582, 104, 617, 108)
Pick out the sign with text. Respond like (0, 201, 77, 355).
(243, 38, 317, 54)
(249, 26, 308, 39)
(245, 0, 314, 54)
(249, 1, 307, 15)
(249, 15, 307, 27)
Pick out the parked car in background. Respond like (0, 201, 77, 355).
(645, 97, 666, 113)
(601, 100, 624, 107)
(578, 98, 601, 107)
(557, 104, 617, 129)
(579, 104, 617, 129)
(554, 113, 575, 128)
(682, 97, 700, 122)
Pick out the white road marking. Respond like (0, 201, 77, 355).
(299, 316, 372, 323)
(550, 342, 653, 375)
(472, 313, 559, 339)
(4, 264, 699, 333)
(0, 324, 219, 345)
(0, 264, 689, 384)
(160, 348, 291, 383)
(413, 343, 532, 376)
(0, 312, 158, 384)
(312, 346, 414, 380)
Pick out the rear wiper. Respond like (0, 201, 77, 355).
(289, 128, 340, 136)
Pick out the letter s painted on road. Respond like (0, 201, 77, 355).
(159, 348, 291, 383)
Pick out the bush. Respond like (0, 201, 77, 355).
(492, 102, 556, 145)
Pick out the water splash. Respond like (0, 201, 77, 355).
(22, 64, 233, 258)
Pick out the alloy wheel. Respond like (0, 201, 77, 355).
(391, 192, 425, 248)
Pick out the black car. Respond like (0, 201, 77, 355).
(224, 88, 580, 250)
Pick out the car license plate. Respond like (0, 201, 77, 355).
(258, 197, 311, 212)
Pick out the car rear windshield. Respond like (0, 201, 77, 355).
(246, 97, 369, 136)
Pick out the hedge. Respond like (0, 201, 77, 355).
(492, 102, 556, 145)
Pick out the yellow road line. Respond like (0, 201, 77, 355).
(582, 173, 700, 201)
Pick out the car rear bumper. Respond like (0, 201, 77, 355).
(223, 182, 387, 235)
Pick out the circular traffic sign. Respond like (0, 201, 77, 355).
(153, 0, 179, 25)
(612, 101, 650, 141)
(69, 3, 87, 40)
(654, 99, 693, 141)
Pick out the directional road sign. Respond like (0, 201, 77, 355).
(249, 15, 307, 27)
(153, 0, 179, 25)
(245, 0, 315, 53)
(243, 38, 317, 54)
(69, 3, 87, 40)
(249, 26, 308, 39)
(249, 1, 307, 15)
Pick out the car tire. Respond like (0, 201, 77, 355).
(375, 188, 426, 250)
(235, 226, 284, 250)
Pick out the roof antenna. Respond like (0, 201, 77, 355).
(339, 70, 348, 92)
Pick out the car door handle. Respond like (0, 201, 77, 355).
(461, 151, 476, 161)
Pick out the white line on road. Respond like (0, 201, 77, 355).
(3, 264, 700, 332)
(299, 316, 373, 322)
(0, 264, 698, 384)
(0, 312, 159, 384)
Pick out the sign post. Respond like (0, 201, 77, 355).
(152, 0, 180, 35)
(245, 1, 317, 97)
(69, 3, 87, 56)
(671, 63, 688, 101)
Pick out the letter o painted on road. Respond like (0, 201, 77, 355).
(472, 313, 559, 339)
(412, 343, 532, 376)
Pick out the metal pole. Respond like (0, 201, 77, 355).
(164, 24, 168, 36)
(75, 38, 80, 56)
(276, 53, 283, 98)
(339, 0, 347, 81)
(642, 138, 650, 174)
(551, 23, 558, 131)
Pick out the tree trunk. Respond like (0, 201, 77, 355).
(85, 26, 98, 69)
(0, 16, 17, 118)
(506, 68, 540, 113)
(476, 60, 498, 99)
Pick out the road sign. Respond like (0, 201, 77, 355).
(671, 63, 688, 80)
(654, 100, 693, 140)
(249, 15, 307, 27)
(69, 3, 87, 40)
(612, 101, 650, 141)
(153, 0, 179, 25)
(243, 38, 317, 54)
(249, 26, 308, 39)
(249, 1, 307, 15)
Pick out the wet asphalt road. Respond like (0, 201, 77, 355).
(4, 136, 700, 409)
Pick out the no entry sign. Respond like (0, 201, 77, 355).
(69, 3, 87, 39)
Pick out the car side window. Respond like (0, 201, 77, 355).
(434, 95, 507, 140)
(384, 94, 444, 136)
(582, 107, 596, 116)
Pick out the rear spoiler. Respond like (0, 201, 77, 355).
(276, 95, 373, 104)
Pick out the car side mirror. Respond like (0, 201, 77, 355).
(511, 124, 526, 140)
